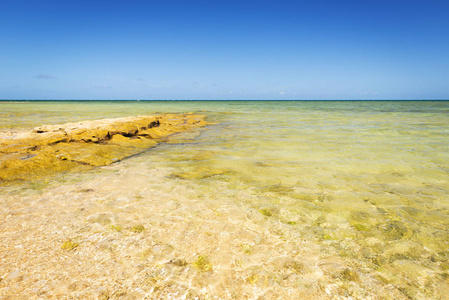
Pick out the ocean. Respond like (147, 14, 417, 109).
(1, 100, 448, 299)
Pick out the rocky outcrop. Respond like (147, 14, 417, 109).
(0, 114, 207, 183)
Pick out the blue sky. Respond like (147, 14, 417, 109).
(1, 0, 448, 100)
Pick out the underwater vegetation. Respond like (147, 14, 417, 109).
(192, 255, 213, 272)
(61, 239, 79, 251)
(131, 225, 145, 233)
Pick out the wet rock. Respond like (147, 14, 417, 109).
(259, 208, 274, 217)
(168, 258, 188, 267)
(148, 120, 160, 128)
(339, 268, 360, 282)
(258, 206, 279, 217)
(352, 223, 369, 231)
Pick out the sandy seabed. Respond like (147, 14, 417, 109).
(0, 159, 431, 300)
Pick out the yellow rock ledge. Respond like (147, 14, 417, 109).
(0, 113, 207, 183)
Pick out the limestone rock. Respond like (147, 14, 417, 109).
(0, 114, 207, 183)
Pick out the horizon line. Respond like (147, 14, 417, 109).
(1, 99, 449, 102)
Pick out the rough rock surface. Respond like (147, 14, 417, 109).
(0, 114, 207, 183)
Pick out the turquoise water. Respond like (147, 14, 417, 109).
(1, 100, 449, 299)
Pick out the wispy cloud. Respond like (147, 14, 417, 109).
(148, 83, 177, 89)
(93, 85, 112, 89)
(357, 90, 368, 95)
(35, 74, 56, 79)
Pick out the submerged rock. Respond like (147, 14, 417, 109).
(378, 220, 412, 240)
(0, 114, 207, 183)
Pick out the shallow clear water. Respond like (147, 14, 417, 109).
(1, 100, 449, 298)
